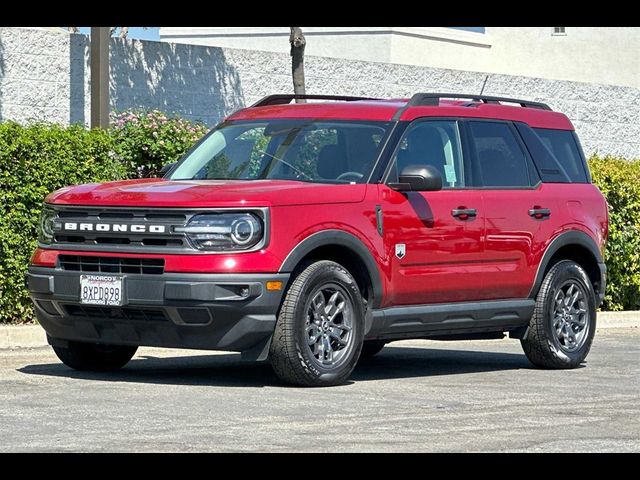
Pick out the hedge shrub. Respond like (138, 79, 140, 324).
(0, 122, 127, 324)
(111, 110, 208, 178)
(0, 112, 209, 324)
(588, 156, 640, 311)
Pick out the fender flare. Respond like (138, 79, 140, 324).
(279, 230, 384, 309)
(529, 230, 603, 299)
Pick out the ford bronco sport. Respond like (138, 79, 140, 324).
(27, 93, 608, 387)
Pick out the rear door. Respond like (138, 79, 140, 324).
(465, 120, 558, 299)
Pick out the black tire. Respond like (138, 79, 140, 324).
(269, 260, 365, 387)
(521, 260, 597, 369)
(359, 341, 386, 360)
(52, 341, 138, 372)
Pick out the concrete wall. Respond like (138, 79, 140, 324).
(0, 28, 245, 127)
(160, 27, 640, 89)
(160, 27, 396, 65)
(482, 27, 639, 89)
(1, 27, 639, 158)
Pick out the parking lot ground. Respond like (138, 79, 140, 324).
(0, 329, 638, 452)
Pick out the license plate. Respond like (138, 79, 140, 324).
(80, 275, 124, 306)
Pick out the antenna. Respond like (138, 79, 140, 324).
(479, 75, 489, 96)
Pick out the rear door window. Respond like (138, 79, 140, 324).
(533, 128, 589, 183)
(468, 121, 532, 188)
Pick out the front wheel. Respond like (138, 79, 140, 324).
(521, 260, 596, 369)
(52, 341, 138, 372)
(269, 261, 365, 387)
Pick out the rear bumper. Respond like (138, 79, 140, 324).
(27, 266, 289, 360)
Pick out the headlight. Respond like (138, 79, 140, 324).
(177, 213, 264, 252)
(38, 207, 57, 244)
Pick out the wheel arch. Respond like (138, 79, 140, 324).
(530, 230, 604, 301)
(279, 230, 384, 309)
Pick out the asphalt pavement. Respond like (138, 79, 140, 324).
(0, 330, 638, 452)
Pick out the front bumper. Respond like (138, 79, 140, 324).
(27, 266, 289, 360)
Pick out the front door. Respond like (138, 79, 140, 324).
(381, 119, 485, 307)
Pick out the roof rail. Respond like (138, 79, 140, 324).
(251, 94, 380, 108)
(406, 93, 552, 111)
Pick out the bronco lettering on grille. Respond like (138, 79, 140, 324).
(61, 223, 166, 234)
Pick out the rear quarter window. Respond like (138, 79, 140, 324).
(533, 128, 589, 183)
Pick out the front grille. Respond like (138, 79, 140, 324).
(47, 206, 268, 254)
(65, 305, 167, 322)
(59, 255, 165, 275)
(51, 208, 191, 252)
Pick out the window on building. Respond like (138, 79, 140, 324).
(553, 27, 566, 35)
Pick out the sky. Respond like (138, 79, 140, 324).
(451, 27, 485, 33)
(77, 27, 484, 41)
(78, 27, 160, 40)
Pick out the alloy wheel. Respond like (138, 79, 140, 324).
(305, 283, 355, 368)
(551, 280, 590, 353)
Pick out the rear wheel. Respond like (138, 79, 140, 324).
(52, 341, 138, 372)
(521, 260, 596, 369)
(269, 261, 365, 387)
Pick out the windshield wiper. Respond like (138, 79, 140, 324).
(257, 150, 313, 181)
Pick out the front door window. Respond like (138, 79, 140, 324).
(392, 121, 466, 189)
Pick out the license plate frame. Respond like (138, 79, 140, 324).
(80, 274, 125, 307)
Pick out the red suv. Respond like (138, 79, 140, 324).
(28, 93, 608, 387)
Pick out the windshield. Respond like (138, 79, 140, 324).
(169, 120, 392, 184)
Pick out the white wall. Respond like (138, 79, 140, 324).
(160, 27, 640, 89)
(484, 27, 639, 89)
(159, 27, 493, 68)
(160, 27, 395, 64)
(1, 27, 639, 159)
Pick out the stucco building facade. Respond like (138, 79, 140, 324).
(159, 27, 640, 88)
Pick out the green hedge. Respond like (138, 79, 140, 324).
(589, 156, 640, 311)
(0, 122, 127, 324)
(0, 117, 638, 323)
(0, 112, 207, 324)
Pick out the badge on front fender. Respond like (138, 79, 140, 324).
(395, 244, 406, 260)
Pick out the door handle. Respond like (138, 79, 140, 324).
(529, 208, 551, 220)
(452, 208, 477, 220)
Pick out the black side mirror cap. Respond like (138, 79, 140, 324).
(160, 162, 178, 177)
(389, 165, 443, 192)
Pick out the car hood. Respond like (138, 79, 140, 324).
(46, 179, 368, 208)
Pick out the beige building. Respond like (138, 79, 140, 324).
(159, 27, 640, 88)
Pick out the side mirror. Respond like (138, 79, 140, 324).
(390, 165, 443, 192)
(159, 162, 177, 177)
